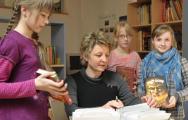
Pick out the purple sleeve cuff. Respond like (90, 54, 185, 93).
(0, 79, 37, 99)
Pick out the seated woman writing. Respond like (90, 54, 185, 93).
(64, 32, 141, 117)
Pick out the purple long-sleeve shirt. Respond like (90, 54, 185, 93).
(0, 30, 49, 120)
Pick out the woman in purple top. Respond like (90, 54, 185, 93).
(0, 0, 68, 120)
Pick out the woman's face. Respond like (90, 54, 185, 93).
(86, 44, 110, 75)
(152, 32, 173, 54)
(116, 27, 132, 49)
(24, 8, 50, 33)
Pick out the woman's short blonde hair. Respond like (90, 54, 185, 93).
(80, 32, 112, 66)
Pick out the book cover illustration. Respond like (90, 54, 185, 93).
(145, 77, 168, 104)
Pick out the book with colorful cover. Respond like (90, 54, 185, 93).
(145, 77, 168, 104)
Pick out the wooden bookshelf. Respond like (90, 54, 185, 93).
(128, 0, 183, 58)
(46, 23, 66, 79)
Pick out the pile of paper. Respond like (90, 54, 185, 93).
(72, 107, 120, 120)
(117, 103, 171, 120)
(72, 103, 171, 120)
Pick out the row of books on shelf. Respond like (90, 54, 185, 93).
(138, 29, 182, 51)
(137, 4, 151, 25)
(138, 30, 151, 51)
(128, 0, 182, 24)
(46, 46, 61, 65)
(161, 0, 183, 22)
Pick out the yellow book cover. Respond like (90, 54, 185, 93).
(145, 77, 168, 104)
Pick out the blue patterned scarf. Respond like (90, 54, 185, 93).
(141, 48, 183, 93)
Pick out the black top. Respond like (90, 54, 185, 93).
(65, 68, 141, 116)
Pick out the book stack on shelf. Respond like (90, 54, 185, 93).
(127, 0, 152, 56)
(161, 0, 183, 22)
(128, 0, 183, 58)
(138, 29, 151, 51)
(138, 2, 151, 25)
(46, 46, 61, 65)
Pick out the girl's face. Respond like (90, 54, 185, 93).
(86, 44, 110, 75)
(25, 8, 50, 33)
(152, 32, 173, 54)
(117, 27, 132, 49)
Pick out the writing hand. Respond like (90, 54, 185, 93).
(102, 99, 124, 109)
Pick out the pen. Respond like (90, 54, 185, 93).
(116, 96, 119, 102)
(114, 96, 119, 111)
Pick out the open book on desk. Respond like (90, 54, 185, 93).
(72, 103, 171, 120)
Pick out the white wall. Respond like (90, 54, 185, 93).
(63, 0, 82, 53)
(80, 0, 128, 35)
(100, 0, 127, 19)
(0, 8, 12, 36)
(80, 0, 102, 35)
(49, 0, 83, 53)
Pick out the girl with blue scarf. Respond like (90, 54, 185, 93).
(138, 24, 188, 120)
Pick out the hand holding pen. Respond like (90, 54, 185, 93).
(102, 96, 124, 110)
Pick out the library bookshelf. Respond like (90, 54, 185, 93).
(127, 0, 183, 58)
